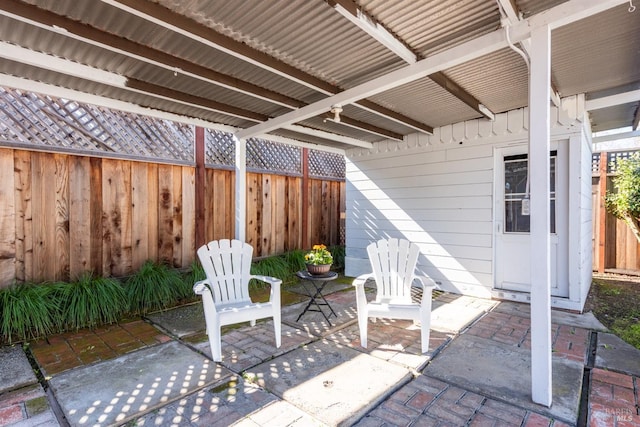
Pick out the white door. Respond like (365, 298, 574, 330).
(494, 143, 569, 297)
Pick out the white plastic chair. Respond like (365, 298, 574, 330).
(194, 239, 281, 362)
(353, 238, 436, 354)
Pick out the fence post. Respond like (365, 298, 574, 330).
(597, 151, 607, 273)
(302, 148, 309, 250)
(195, 127, 205, 249)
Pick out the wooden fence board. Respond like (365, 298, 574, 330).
(172, 165, 183, 268)
(287, 177, 301, 251)
(261, 174, 272, 256)
(131, 162, 150, 270)
(273, 175, 286, 254)
(89, 157, 103, 275)
(182, 167, 196, 266)
(158, 164, 174, 265)
(246, 172, 260, 251)
(31, 152, 56, 282)
(147, 163, 158, 262)
(54, 155, 70, 281)
(13, 150, 31, 282)
(69, 156, 91, 279)
(0, 149, 15, 286)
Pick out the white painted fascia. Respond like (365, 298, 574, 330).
(586, 90, 640, 111)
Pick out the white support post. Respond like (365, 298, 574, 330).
(529, 24, 552, 407)
(234, 135, 247, 242)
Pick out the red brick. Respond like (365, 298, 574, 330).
(523, 412, 552, 427)
(407, 391, 436, 410)
(613, 385, 636, 406)
(411, 414, 439, 427)
(468, 412, 496, 427)
(591, 368, 634, 389)
(457, 391, 484, 409)
(381, 399, 421, 419)
(478, 399, 526, 425)
(369, 407, 412, 426)
(0, 404, 24, 425)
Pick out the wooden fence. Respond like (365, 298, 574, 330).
(0, 147, 345, 286)
(592, 150, 640, 274)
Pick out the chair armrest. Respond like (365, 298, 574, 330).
(353, 273, 374, 288)
(413, 275, 437, 290)
(193, 279, 210, 295)
(250, 275, 282, 287)
(250, 275, 282, 304)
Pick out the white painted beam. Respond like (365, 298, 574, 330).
(529, 24, 552, 408)
(585, 90, 640, 111)
(234, 135, 247, 242)
(284, 125, 373, 149)
(497, 0, 561, 107)
(0, 41, 126, 87)
(330, 0, 417, 64)
(238, 0, 627, 140)
(592, 130, 640, 143)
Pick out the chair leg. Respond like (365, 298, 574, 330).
(273, 311, 281, 348)
(209, 318, 222, 362)
(358, 314, 368, 349)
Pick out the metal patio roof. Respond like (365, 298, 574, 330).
(0, 0, 638, 150)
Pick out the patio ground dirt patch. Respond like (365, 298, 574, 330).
(585, 273, 640, 350)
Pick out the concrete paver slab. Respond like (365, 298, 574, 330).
(193, 321, 316, 372)
(281, 291, 358, 337)
(0, 345, 37, 393)
(493, 301, 608, 331)
(595, 332, 640, 376)
(424, 333, 583, 424)
(146, 303, 205, 338)
(245, 339, 412, 426)
(132, 375, 321, 427)
(49, 341, 231, 427)
(430, 294, 498, 333)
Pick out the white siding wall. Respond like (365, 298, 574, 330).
(579, 125, 594, 308)
(346, 95, 590, 308)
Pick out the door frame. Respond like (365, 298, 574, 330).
(493, 141, 569, 298)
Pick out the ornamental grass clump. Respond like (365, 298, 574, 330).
(61, 273, 127, 330)
(0, 282, 63, 344)
(126, 260, 184, 314)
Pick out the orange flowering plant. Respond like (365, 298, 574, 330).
(304, 244, 333, 265)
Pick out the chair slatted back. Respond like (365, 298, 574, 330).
(367, 238, 419, 303)
(197, 239, 253, 305)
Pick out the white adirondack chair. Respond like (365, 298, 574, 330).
(194, 239, 281, 362)
(353, 238, 436, 354)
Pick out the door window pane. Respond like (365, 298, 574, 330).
(504, 153, 556, 233)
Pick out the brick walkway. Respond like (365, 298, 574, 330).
(29, 319, 170, 376)
(3, 293, 640, 426)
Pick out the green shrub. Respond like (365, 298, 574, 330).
(250, 255, 292, 287)
(183, 260, 205, 298)
(60, 273, 127, 330)
(282, 249, 307, 273)
(328, 245, 345, 269)
(126, 260, 184, 314)
(0, 282, 63, 343)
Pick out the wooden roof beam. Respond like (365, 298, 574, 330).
(102, 0, 434, 133)
(328, 0, 494, 120)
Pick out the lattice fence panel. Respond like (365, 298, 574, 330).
(309, 149, 345, 180)
(0, 87, 194, 162)
(247, 138, 301, 175)
(204, 129, 235, 167)
(607, 150, 640, 174)
(592, 152, 601, 174)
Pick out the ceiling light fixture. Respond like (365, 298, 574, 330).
(330, 105, 343, 123)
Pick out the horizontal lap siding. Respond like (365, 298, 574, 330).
(346, 142, 494, 291)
